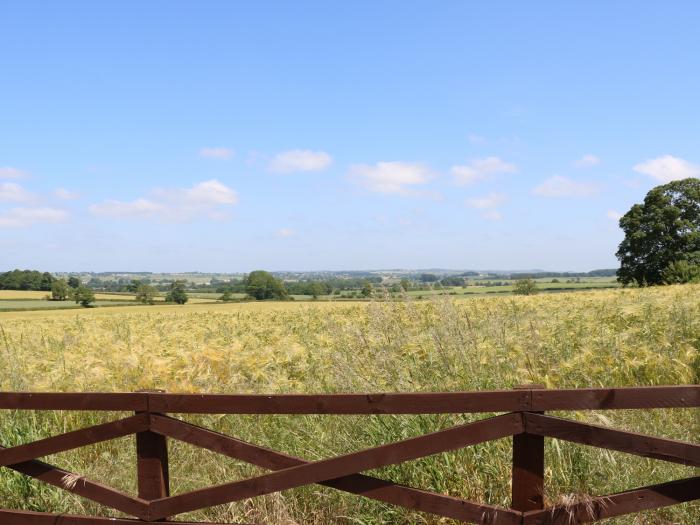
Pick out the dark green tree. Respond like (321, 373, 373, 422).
(73, 286, 95, 307)
(67, 276, 81, 289)
(616, 178, 700, 285)
(244, 271, 288, 300)
(513, 278, 538, 295)
(360, 280, 373, 298)
(165, 280, 188, 304)
(135, 284, 157, 304)
(50, 279, 69, 301)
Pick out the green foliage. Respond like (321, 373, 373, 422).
(165, 280, 188, 304)
(0, 269, 54, 291)
(135, 284, 157, 304)
(662, 259, 700, 284)
(220, 290, 234, 302)
(360, 280, 373, 297)
(67, 276, 81, 289)
(50, 279, 69, 301)
(513, 278, 538, 295)
(616, 178, 700, 285)
(73, 286, 95, 307)
(244, 271, 288, 300)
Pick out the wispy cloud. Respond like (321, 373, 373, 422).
(633, 155, 700, 182)
(0, 182, 36, 203)
(0, 167, 28, 179)
(573, 154, 601, 168)
(451, 157, 517, 185)
(0, 207, 68, 228)
(54, 188, 80, 200)
(465, 192, 506, 220)
(199, 147, 234, 160)
(268, 149, 332, 173)
(349, 162, 436, 197)
(277, 228, 297, 237)
(533, 176, 599, 198)
(89, 179, 238, 222)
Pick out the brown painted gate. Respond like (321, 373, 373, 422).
(0, 385, 698, 524)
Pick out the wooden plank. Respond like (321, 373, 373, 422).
(1, 447, 148, 519)
(511, 429, 544, 511)
(524, 413, 700, 467)
(150, 414, 521, 524)
(0, 413, 149, 466)
(0, 508, 248, 525)
(522, 476, 700, 524)
(148, 412, 524, 520)
(136, 430, 170, 500)
(530, 385, 700, 411)
(0, 392, 148, 411)
(0, 386, 697, 414)
(148, 390, 531, 414)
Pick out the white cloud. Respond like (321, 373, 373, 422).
(199, 147, 234, 160)
(89, 179, 238, 222)
(0, 182, 35, 203)
(451, 157, 517, 185)
(465, 192, 506, 220)
(268, 150, 332, 173)
(349, 162, 435, 196)
(0, 207, 68, 228)
(633, 155, 700, 182)
(607, 210, 622, 221)
(468, 133, 486, 144)
(465, 192, 506, 209)
(54, 188, 80, 200)
(532, 176, 598, 198)
(0, 167, 28, 179)
(277, 228, 297, 237)
(480, 210, 503, 221)
(573, 154, 601, 168)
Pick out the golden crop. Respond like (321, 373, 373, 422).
(0, 286, 698, 523)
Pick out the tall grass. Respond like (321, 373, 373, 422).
(0, 285, 698, 523)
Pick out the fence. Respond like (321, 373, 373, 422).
(0, 385, 698, 524)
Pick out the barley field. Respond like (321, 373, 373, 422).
(0, 285, 698, 524)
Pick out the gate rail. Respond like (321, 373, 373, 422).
(0, 385, 698, 524)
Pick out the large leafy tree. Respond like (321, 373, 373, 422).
(244, 271, 288, 300)
(616, 178, 700, 285)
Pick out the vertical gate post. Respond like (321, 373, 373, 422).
(135, 390, 169, 512)
(511, 384, 545, 513)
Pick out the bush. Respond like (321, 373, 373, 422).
(513, 278, 538, 295)
(662, 260, 700, 284)
(73, 286, 95, 307)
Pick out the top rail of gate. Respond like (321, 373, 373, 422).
(1, 384, 698, 413)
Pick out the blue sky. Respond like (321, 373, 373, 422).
(2, 2, 699, 272)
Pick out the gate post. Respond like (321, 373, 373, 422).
(135, 390, 169, 516)
(511, 384, 545, 513)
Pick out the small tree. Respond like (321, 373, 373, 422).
(513, 278, 538, 295)
(67, 276, 81, 289)
(360, 280, 373, 298)
(165, 280, 188, 304)
(73, 286, 95, 307)
(308, 282, 324, 300)
(50, 279, 69, 301)
(135, 284, 157, 304)
(220, 290, 234, 302)
(400, 278, 410, 292)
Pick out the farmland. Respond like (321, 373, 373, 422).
(0, 284, 698, 523)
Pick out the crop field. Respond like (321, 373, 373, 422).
(0, 285, 698, 523)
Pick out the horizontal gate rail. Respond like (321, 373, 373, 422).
(0, 385, 698, 524)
